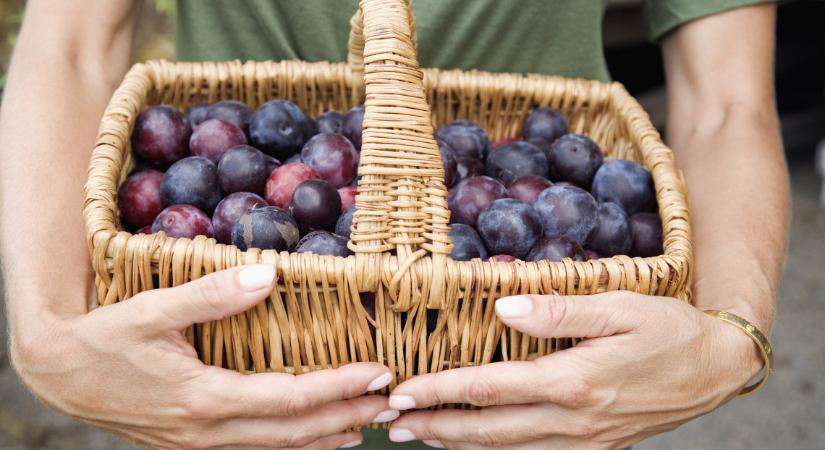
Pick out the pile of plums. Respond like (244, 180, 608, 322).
(440, 107, 663, 262)
(120, 99, 364, 257)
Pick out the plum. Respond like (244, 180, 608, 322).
(211, 192, 267, 244)
(522, 107, 568, 144)
(118, 169, 164, 228)
(289, 179, 341, 233)
(584, 249, 602, 260)
(591, 160, 655, 215)
(455, 156, 485, 183)
(205, 100, 251, 133)
(151, 204, 213, 239)
(586, 202, 632, 257)
(448, 223, 487, 261)
(435, 120, 489, 161)
(448, 176, 507, 227)
(295, 231, 353, 257)
(335, 204, 356, 239)
(629, 212, 663, 257)
(132, 105, 191, 165)
(526, 236, 585, 262)
(338, 185, 357, 212)
(489, 254, 517, 262)
(189, 119, 247, 164)
(186, 104, 210, 128)
(284, 153, 303, 164)
(532, 185, 598, 244)
(231, 206, 299, 252)
(250, 99, 314, 160)
(264, 163, 321, 209)
(545, 134, 604, 189)
(136, 225, 153, 234)
(477, 199, 543, 259)
(262, 154, 281, 174)
(301, 133, 359, 188)
(342, 104, 365, 150)
(506, 175, 553, 203)
(485, 140, 549, 184)
(439, 139, 458, 188)
(160, 156, 222, 213)
(316, 111, 345, 135)
(217, 145, 272, 195)
(491, 138, 518, 152)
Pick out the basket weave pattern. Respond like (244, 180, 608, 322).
(84, 0, 692, 385)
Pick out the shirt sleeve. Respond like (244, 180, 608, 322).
(642, 0, 778, 41)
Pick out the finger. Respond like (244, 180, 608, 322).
(389, 360, 580, 409)
(197, 362, 393, 418)
(208, 431, 363, 450)
(211, 395, 393, 448)
(126, 264, 277, 332)
(494, 292, 647, 339)
(434, 436, 593, 450)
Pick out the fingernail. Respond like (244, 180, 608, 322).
(388, 394, 416, 410)
(495, 295, 533, 318)
(366, 372, 392, 391)
(237, 265, 276, 291)
(389, 428, 416, 442)
(339, 439, 362, 448)
(373, 409, 400, 423)
(423, 440, 446, 448)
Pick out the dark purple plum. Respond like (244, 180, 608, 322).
(439, 139, 458, 188)
(217, 145, 271, 195)
(295, 231, 353, 257)
(264, 163, 321, 209)
(489, 254, 517, 262)
(506, 175, 553, 203)
(586, 202, 631, 257)
(545, 134, 604, 188)
(231, 206, 299, 252)
(301, 133, 359, 188)
(151, 204, 213, 239)
(553, 181, 575, 188)
(338, 185, 357, 212)
(289, 179, 341, 233)
(118, 169, 164, 228)
(342, 104, 365, 150)
(435, 120, 489, 161)
(584, 250, 601, 260)
(189, 119, 247, 163)
(526, 236, 585, 262)
(206, 100, 251, 133)
(160, 156, 222, 213)
(335, 205, 356, 239)
(211, 192, 267, 244)
(522, 107, 568, 144)
(284, 153, 303, 164)
(136, 225, 152, 234)
(186, 104, 210, 128)
(448, 223, 487, 261)
(132, 105, 191, 165)
(250, 100, 314, 160)
(455, 157, 485, 183)
(447, 176, 507, 227)
(263, 154, 281, 174)
(591, 160, 655, 215)
(532, 185, 598, 243)
(485, 141, 549, 184)
(491, 138, 518, 152)
(629, 212, 663, 257)
(477, 199, 543, 259)
(316, 111, 345, 135)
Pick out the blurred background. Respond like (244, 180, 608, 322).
(1, 0, 823, 449)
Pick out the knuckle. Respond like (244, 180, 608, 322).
(281, 391, 314, 416)
(465, 375, 499, 406)
(471, 424, 501, 447)
(546, 296, 572, 328)
(194, 275, 227, 315)
(176, 429, 209, 450)
(556, 379, 596, 408)
(178, 390, 220, 421)
(569, 418, 603, 439)
(284, 426, 318, 448)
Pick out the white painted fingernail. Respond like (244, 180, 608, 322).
(367, 372, 392, 391)
(388, 394, 416, 410)
(423, 440, 446, 448)
(339, 439, 362, 448)
(237, 265, 276, 291)
(495, 295, 533, 318)
(389, 428, 416, 442)
(373, 409, 400, 423)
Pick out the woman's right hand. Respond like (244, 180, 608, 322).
(10, 265, 397, 449)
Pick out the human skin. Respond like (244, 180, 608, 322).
(0, 1, 397, 448)
(387, 4, 789, 449)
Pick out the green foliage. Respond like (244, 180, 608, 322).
(150, 0, 176, 18)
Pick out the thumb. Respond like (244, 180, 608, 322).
(126, 264, 277, 332)
(494, 292, 643, 339)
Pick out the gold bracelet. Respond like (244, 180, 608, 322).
(703, 310, 773, 397)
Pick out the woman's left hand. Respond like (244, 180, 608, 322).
(387, 292, 763, 449)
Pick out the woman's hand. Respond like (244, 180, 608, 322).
(10, 265, 398, 449)
(386, 292, 763, 449)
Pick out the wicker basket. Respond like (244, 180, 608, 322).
(84, 0, 692, 386)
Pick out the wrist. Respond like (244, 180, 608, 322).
(705, 311, 765, 394)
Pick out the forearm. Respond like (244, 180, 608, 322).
(0, 1, 135, 328)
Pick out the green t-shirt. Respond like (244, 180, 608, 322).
(174, 1, 771, 448)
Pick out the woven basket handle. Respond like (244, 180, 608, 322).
(346, 0, 452, 310)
